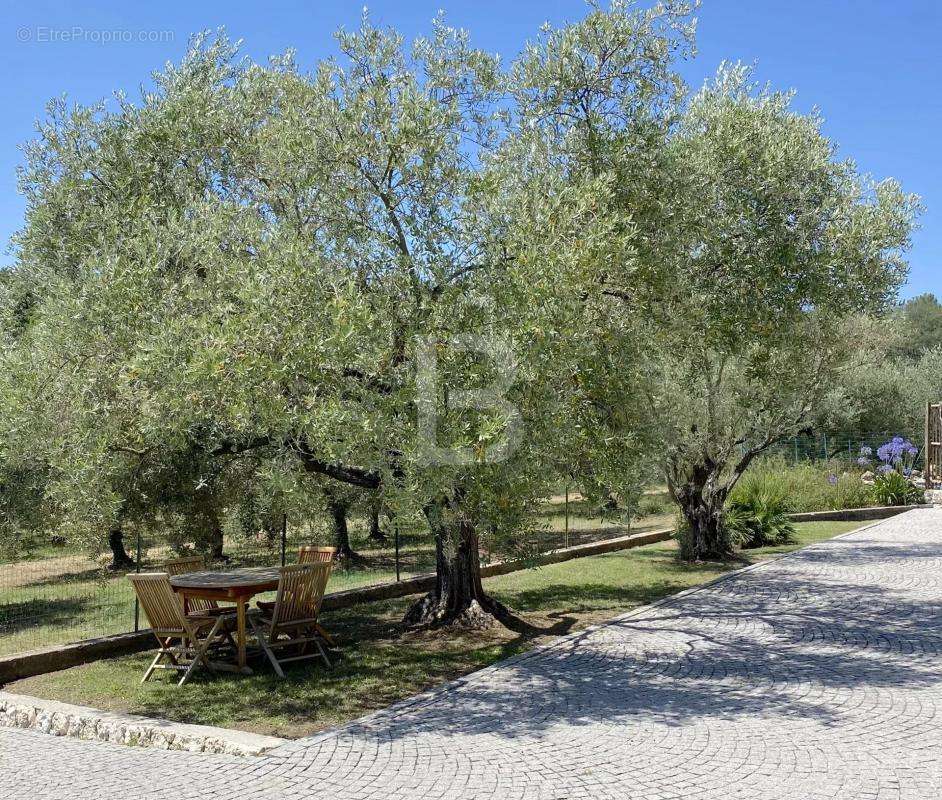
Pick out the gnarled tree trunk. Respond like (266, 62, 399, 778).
(666, 445, 764, 561)
(403, 494, 509, 629)
(328, 495, 359, 562)
(670, 479, 731, 560)
(368, 503, 387, 544)
(106, 525, 135, 570)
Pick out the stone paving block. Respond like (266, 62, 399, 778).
(2, 509, 941, 798)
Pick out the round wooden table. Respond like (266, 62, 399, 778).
(170, 567, 282, 673)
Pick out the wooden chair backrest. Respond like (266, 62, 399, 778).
(129, 573, 186, 635)
(162, 555, 205, 576)
(297, 546, 336, 564)
(161, 555, 218, 613)
(271, 563, 331, 629)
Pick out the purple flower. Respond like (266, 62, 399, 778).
(859, 446, 873, 457)
(907, 446, 919, 456)
(892, 436, 905, 445)
(856, 456, 871, 468)
(827, 474, 839, 486)
(876, 464, 895, 475)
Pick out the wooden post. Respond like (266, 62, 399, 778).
(564, 486, 570, 549)
(925, 402, 932, 490)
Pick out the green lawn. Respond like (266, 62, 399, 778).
(6, 520, 863, 738)
(0, 496, 671, 657)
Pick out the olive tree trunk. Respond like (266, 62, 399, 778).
(403, 495, 508, 629)
(367, 504, 387, 544)
(669, 477, 732, 560)
(328, 496, 359, 562)
(106, 525, 135, 570)
(666, 444, 768, 561)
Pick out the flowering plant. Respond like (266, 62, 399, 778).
(857, 437, 924, 506)
(857, 437, 919, 477)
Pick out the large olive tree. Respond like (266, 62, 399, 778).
(4, 8, 674, 626)
(621, 66, 918, 558)
(515, 13, 918, 560)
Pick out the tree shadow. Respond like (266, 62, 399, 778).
(319, 540, 942, 745)
(0, 597, 91, 633)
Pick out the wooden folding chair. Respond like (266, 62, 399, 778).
(129, 573, 233, 686)
(257, 546, 337, 646)
(297, 546, 336, 564)
(248, 563, 332, 678)
(162, 555, 221, 614)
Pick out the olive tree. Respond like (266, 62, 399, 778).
(628, 66, 918, 558)
(6, 8, 671, 626)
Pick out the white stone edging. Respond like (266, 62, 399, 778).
(0, 691, 286, 756)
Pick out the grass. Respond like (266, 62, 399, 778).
(0, 493, 672, 657)
(5, 520, 863, 738)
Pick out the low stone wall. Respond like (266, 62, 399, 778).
(786, 504, 926, 523)
(0, 527, 674, 684)
(0, 691, 286, 755)
(0, 631, 154, 685)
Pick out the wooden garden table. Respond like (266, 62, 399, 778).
(170, 566, 282, 673)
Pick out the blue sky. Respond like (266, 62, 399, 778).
(1, 0, 938, 298)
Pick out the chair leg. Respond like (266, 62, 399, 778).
(314, 638, 332, 669)
(178, 618, 225, 686)
(178, 654, 202, 686)
(249, 615, 285, 678)
(142, 649, 166, 683)
(314, 623, 336, 648)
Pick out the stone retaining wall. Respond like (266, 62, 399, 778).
(0, 691, 286, 755)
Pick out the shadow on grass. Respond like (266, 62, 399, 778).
(0, 596, 92, 632)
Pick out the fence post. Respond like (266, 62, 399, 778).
(394, 522, 401, 582)
(926, 402, 932, 489)
(280, 513, 287, 567)
(133, 529, 142, 632)
(564, 485, 570, 549)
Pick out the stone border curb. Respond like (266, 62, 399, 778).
(786, 504, 925, 522)
(0, 690, 287, 755)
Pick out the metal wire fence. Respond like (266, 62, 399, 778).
(762, 430, 924, 469)
(0, 497, 647, 658)
(4, 429, 907, 658)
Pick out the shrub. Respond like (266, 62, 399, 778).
(729, 457, 874, 513)
(727, 488, 795, 549)
(872, 471, 923, 506)
(635, 492, 671, 519)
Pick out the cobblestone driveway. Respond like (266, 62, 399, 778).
(2, 509, 941, 799)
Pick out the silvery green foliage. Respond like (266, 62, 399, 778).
(506, 6, 918, 554)
(634, 64, 918, 548)
(0, 7, 675, 557)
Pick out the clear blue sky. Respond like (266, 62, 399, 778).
(2, 0, 939, 298)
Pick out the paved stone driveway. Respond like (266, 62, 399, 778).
(3, 509, 941, 799)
